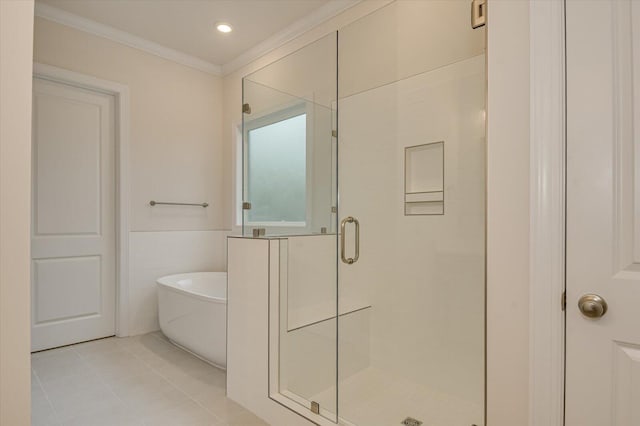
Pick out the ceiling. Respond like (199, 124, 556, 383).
(37, 0, 332, 67)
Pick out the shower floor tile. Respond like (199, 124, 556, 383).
(310, 367, 483, 426)
(31, 332, 268, 426)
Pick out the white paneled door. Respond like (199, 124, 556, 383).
(31, 78, 116, 351)
(566, 1, 640, 424)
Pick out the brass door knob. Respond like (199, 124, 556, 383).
(578, 294, 608, 318)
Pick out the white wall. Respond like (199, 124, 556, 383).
(33, 17, 230, 335)
(0, 1, 35, 424)
(486, 1, 531, 426)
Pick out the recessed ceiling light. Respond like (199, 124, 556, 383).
(216, 23, 232, 33)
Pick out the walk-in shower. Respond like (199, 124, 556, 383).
(241, 2, 486, 425)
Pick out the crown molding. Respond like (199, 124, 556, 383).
(221, 0, 361, 76)
(35, 0, 364, 78)
(34, 2, 223, 76)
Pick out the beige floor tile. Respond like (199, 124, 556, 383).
(31, 333, 269, 426)
(40, 370, 104, 393)
(62, 402, 143, 426)
(190, 386, 228, 412)
(31, 346, 75, 360)
(150, 330, 170, 342)
(31, 350, 85, 374)
(139, 399, 223, 426)
(164, 370, 224, 398)
(31, 393, 59, 426)
(49, 386, 123, 421)
(73, 338, 123, 356)
(206, 398, 268, 425)
(33, 362, 96, 384)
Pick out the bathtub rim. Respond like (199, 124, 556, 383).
(156, 271, 227, 304)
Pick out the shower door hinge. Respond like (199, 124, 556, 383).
(242, 201, 252, 210)
(242, 103, 252, 114)
(332, 129, 338, 138)
(310, 401, 320, 415)
(471, 0, 486, 29)
(561, 291, 566, 311)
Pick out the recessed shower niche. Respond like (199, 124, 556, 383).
(404, 141, 445, 215)
(235, 1, 486, 425)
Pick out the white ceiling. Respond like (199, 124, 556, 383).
(37, 0, 333, 68)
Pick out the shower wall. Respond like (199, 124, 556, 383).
(338, 54, 485, 405)
(338, 1, 483, 98)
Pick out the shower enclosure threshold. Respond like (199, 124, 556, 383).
(303, 367, 483, 426)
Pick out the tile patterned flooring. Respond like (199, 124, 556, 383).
(31, 332, 268, 426)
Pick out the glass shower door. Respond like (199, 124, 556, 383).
(337, 2, 486, 425)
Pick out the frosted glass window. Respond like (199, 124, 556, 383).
(247, 114, 307, 223)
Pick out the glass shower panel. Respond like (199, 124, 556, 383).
(242, 33, 337, 238)
(244, 32, 338, 424)
(337, 2, 486, 426)
(275, 236, 338, 422)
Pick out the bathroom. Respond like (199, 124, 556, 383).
(1, 0, 638, 425)
(24, 2, 486, 423)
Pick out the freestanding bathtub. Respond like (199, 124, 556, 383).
(157, 272, 227, 369)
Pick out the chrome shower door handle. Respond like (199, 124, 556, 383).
(352, 217, 360, 263)
(340, 216, 360, 264)
(340, 217, 350, 264)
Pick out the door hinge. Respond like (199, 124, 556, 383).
(561, 291, 566, 311)
(471, 0, 486, 29)
(242, 103, 252, 114)
(311, 401, 320, 415)
(242, 201, 252, 210)
(332, 129, 338, 138)
(252, 228, 265, 238)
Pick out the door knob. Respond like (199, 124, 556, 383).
(578, 294, 608, 318)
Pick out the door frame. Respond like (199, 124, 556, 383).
(529, 1, 566, 426)
(32, 62, 131, 338)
